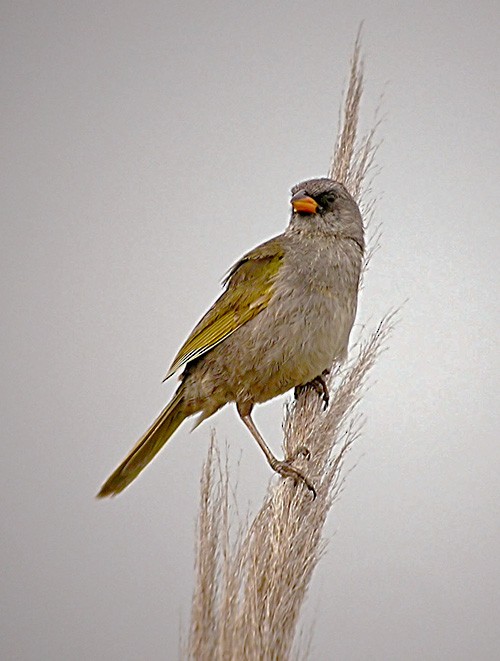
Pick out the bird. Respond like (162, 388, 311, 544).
(97, 178, 364, 499)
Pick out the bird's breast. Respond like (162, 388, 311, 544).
(239, 245, 359, 393)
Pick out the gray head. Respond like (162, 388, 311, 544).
(288, 177, 364, 249)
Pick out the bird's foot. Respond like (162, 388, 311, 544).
(295, 370, 330, 410)
(271, 459, 316, 499)
(311, 370, 330, 409)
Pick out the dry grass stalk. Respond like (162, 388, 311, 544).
(186, 34, 390, 661)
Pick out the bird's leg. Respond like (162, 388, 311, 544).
(294, 369, 330, 410)
(237, 403, 316, 498)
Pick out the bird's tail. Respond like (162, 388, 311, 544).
(97, 390, 186, 498)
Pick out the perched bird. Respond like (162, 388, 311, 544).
(98, 178, 364, 499)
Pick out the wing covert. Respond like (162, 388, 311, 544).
(164, 237, 285, 380)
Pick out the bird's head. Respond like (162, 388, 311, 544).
(288, 178, 364, 249)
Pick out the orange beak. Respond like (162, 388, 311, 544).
(291, 192, 318, 214)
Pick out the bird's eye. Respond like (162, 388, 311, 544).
(319, 193, 336, 208)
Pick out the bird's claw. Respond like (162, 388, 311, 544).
(311, 373, 329, 410)
(272, 460, 316, 499)
(294, 371, 330, 410)
(288, 445, 311, 461)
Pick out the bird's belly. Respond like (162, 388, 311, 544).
(232, 290, 355, 402)
(183, 288, 357, 411)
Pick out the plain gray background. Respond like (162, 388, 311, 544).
(2, 1, 499, 659)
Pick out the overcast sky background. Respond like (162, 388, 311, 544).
(2, 1, 499, 659)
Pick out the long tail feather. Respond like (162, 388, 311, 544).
(97, 390, 186, 498)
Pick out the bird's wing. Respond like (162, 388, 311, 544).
(164, 237, 285, 379)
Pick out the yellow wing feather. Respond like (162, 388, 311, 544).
(164, 237, 285, 380)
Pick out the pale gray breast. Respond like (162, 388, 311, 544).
(263, 233, 362, 380)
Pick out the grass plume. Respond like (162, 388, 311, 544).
(186, 32, 391, 660)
